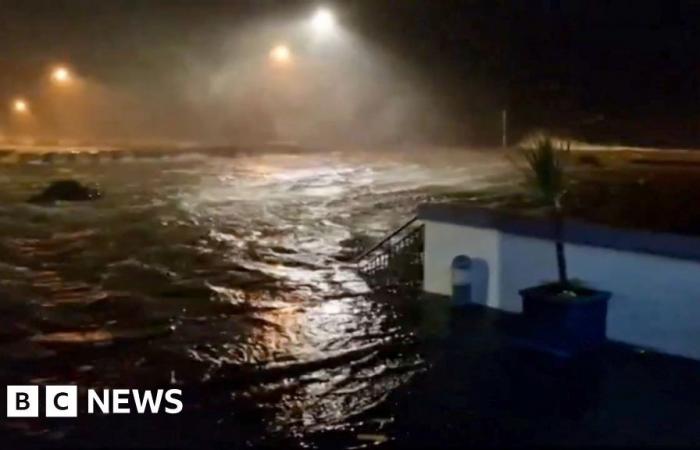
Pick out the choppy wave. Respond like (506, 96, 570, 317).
(0, 149, 510, 444)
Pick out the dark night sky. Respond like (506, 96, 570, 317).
(1, 0, 699, 146)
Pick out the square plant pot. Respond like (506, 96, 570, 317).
(519, 283, 611, 356)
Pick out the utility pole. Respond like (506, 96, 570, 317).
(501, 109, 508, 148)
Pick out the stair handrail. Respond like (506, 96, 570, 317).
(354, 216, 419, 263)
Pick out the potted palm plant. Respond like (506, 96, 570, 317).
(518, 138, 611, 355)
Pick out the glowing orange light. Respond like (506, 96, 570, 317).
(12, 99, 28, 113)
(51, 66, 72, 84)
(270, 45, 292, 65)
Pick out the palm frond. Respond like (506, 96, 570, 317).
(520, 138, 569, 207)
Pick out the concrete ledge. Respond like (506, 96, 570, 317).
(418, 203, 700, 262)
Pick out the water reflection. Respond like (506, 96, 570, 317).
(0, 150, 509, 444)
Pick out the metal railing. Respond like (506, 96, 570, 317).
(354, 216, 418, 263)
(356, 217, 424, 288)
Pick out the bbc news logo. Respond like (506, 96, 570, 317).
(6, 385, 183, 417)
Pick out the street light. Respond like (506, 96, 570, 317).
(270, 44, 293, 65)
(12, 99, 28, 114)
(51, 66, 72, 84)
(311, 8, 336, 34)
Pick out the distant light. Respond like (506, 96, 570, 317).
(270, 45, 292, 65)
(311, 8, 336, 33)
(12, 99, 28, 113)
(51, 66, 72, 84)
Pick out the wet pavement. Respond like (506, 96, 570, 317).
(371, 300, 700, 448)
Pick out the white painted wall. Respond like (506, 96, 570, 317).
(423, 220, 700, 360)
(423, 222, 501, 308)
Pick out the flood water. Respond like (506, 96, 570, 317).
(0, 148, 509, 447)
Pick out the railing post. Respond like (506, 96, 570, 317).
(355, 219, 424, 290)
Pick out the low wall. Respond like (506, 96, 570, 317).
(419, 203, 700, 360)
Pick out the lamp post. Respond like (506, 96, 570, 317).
(502, 109, 508, 148)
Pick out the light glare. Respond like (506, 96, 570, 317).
(51, 66, 72, 84)
(270, 45, 292, 64)
(12, 99, 28, 113)
(311, 8, 336, 33)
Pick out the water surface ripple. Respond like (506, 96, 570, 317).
(0, 150, 508, 445)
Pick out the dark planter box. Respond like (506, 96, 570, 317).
(519, 284, 611, 356)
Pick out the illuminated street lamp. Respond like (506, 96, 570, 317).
(51, 66, 72, 84)
(311, 8, 336, 34)
(12, 98, 29, 114)
(270, 44, 293, 65)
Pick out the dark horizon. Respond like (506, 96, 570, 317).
(1, 0, 699, 148)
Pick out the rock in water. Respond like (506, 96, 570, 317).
(29, 180, 102, 203)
